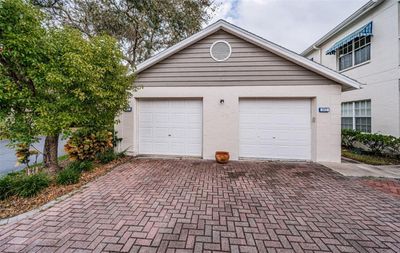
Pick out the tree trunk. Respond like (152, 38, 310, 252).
(43, 134, 59, 173)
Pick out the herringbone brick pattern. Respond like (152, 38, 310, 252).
(0, 159, 399, 252)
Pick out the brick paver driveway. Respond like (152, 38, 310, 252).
(1, 159, 400, 253)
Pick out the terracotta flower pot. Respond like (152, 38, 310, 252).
(215, 151, 230, 164)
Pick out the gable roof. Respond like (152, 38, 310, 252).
(135, 19, 361, 91)
(301, 0, 384, 56)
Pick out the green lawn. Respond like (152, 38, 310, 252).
(342, 149, 400, 165)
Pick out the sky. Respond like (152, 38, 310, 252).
(207, 0, 369, 53)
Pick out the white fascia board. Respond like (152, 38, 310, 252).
(135, 20, 361, 91)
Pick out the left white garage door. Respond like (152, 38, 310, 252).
(138, 99, 202, 156)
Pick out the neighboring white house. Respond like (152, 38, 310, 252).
(302, 0, 399, 136)
(117, 20, 360, 163)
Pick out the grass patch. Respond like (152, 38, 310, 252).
(342, 149, 400, 165)
(56, 167, 80, 185)
(0, 172, 50, 199)
(68, 160, 94, 172)
(97, 149, 117, 164)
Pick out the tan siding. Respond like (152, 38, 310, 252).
(136, 30, 336, 86)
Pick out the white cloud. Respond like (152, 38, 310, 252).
(208, 0, 369, 53)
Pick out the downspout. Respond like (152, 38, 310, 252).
(313, 45, 322, 64)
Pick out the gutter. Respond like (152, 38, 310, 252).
(301, 0, 384, 56)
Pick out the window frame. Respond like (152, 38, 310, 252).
(337, 36, 371, 71)
(341, 100, 372, 132)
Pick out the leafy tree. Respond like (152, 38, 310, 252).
(0, 0, 134, 172)
(33, 0, 215, 65)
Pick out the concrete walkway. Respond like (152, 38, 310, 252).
(321, 160, 400, 178)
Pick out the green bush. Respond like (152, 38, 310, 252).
(342, 129, 400, 157)
(14, 173, 50, 198)
(0, 174, 17, 200)
(0, 172, 50, 199)
(68, 160, 94, 172)
(97, 149, 117, 164)
(341, 129, 358, 148)
(56, 168, 81, 185)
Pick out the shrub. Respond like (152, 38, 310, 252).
(64, 130, 113, 161)
(68, 160, 94, 172)
(56, 167, 81, 185)
(14, 173, 50, 198)
(97, 149, 117, 164)
(342, 129, 400, 157)
(341, 129, 358, 148)
(0, 174, 17, 200)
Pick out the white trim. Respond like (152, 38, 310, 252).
(301, 0, 384, 56)
(135, 20, 361, 91)
(210, 40, 232, 62)
(339, 60, 371, 73)
(337, 36, 371, 71)
(341, 99, 372, 132)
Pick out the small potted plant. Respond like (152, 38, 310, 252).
(215, 151, 230, 164)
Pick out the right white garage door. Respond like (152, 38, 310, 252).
(239, 99, 311, 160)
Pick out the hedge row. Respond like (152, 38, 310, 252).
(342, 129, 400, 157)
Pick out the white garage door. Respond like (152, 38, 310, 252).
(239, 99, 311, 160)
(138, 99, 202, 156)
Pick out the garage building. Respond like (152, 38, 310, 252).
(117, 20, 360, 163)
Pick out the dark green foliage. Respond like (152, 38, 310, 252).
(76, 160, 94, 172)
(14, 173, 50, 198)
(68, 160, 94, 172)
(56, 167, 80, 185)
(0, 172, 51, 200)
(0, 174, 18, 200)
(97, 149, 117, 164)
(342, 129, 400, 157)
(341, 129, 358, 148)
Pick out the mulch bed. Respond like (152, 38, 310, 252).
(361, 178, 400, 197)
(0, 156, 132, 219)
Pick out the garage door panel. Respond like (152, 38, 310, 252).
(153, 128, 169, 138)
(153, 143, 169, 153)
(139, 128, 153, 138)
(240, 131, 258, 141)
(139, 99, 202, 156)
(240, 99, 311, 160)
(185, 129, 202, 138)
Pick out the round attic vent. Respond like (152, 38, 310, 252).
(210, 40, 231, 61)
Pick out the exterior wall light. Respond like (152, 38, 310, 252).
(220, 99, 224, 104)
(124, 106, 133, 112)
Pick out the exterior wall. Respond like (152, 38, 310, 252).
(116, 85, 343, 163)
(136, 30, 336, 87)
(305, 0, 400, 136)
